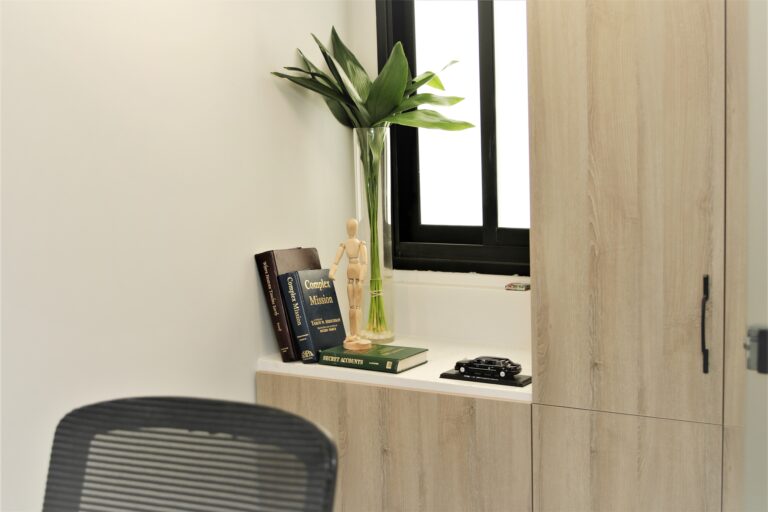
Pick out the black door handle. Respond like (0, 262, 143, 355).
(701, 275, 710, 374)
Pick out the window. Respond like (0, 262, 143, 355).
(376, 0, 530, 275)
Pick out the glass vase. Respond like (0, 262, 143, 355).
(353, 127, 395, 342)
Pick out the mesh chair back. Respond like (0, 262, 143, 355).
(43, 397, 337, 512)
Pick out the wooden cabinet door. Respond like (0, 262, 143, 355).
(529, 0, 725, 424)
(256, 373, 533, 512)
(533, 405, 722, 512)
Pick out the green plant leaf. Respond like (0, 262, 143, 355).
(274, 70, 357, 126)
(297, 49, 320, 71)
(377, 109, 474, 130)
(283, 66, 339, 89)
(275, 37, 466, 131)
(366, 42, 409, 123)
(297, 50, 341, 91)
(426, 74, 445, 90)
(391, 93, 463, 115)
(312, 34, 370, 124)
(338, 102, 363, 128)
(284, 66, 328, 78)
(324, 98, 354, 127)
(407, 71, 444, 95)
(406, 61, 457, 95)
(441, 60, 458, 71)
(330, 27, 372, 101)
(271, 72, 349, 105)
(297, 50, 323, 75)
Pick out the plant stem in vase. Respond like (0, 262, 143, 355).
(355, 127, 394, 342)
(273, 28, 474, 342)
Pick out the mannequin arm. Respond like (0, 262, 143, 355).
(360, 242, 368, 281)
(329, 243, 345, 280)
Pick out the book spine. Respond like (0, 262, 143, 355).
(279, 272, 318, 363)
(255, 252, 298, 362)
(318, 353, 400, 373)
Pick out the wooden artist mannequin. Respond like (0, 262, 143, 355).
(329, 218, 371, 351)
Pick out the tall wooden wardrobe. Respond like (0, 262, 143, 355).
(528, 0, 746, 510)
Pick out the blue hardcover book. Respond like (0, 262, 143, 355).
(278, 269, 346, 363)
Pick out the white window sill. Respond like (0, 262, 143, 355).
(394, 269, 530, 289)
(392, 269, 531, 350)
(256, 270, 533, 402)
(255, 335, 532, 403)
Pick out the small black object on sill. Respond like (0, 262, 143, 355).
(440, 356, 532, 387)
(440, 369, 532, 387)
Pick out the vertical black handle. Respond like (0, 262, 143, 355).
(701, 275, 710, 374)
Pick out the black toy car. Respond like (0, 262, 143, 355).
(455, 356, 522, 380)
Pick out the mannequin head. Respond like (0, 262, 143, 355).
(346, 218, 358, 237)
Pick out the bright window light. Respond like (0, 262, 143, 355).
(414, 0, 482, 226)
(495, 0, 530, 229)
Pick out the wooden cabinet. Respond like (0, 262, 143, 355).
(532, 405, 723, 512)
(526, 0, 742, 509)
(528, 0, 725, 424)
(256, 373, 532, 512)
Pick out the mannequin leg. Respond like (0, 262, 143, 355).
(353, 279, 363, 333)
(343, 278, 370, 350)
(347, 281, 358, 337)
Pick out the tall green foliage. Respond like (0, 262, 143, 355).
(273, 28, 472, 337)
(272, 27, 472, 131)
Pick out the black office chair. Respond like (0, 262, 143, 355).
(42, 397, 337, 512)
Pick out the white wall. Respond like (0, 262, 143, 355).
(0, 0, 530, 507)
(394, 271, 531, 350)
(1, 1, 376, 509)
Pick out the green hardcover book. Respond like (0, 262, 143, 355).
(318, 344, 428, 374)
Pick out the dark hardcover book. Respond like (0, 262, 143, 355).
(278, 269, 346, 363)
(254, 248, 321, 362)
(318, 344, 428, 374)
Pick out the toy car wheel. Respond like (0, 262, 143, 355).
(499, 370, 506, 378)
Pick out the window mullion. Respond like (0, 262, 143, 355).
(478, 0, 498, 245)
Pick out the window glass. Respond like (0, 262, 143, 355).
(494, 0, 530, 229)
(414, 0, 482, 226)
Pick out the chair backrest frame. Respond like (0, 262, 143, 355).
(43, 397, 337, 512)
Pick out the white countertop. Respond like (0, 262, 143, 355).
(256, 338, 532, 402)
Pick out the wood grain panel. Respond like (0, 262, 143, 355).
(529, 0, 725, 424)
(724, 0, 748, 429)
(532, 405, 722, 512)
(723, 424, 745, 512)
(722, 0, 748, 509)
(256, 373, 532, 512)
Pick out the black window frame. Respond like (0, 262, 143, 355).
(376, 0, 530, 276)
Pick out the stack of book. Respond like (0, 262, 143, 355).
(255, 247, 427, 373)
(255, 248, 344, 363)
